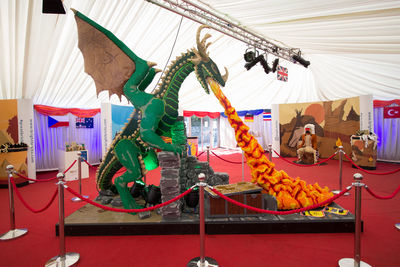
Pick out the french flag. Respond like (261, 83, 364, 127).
(48, 115, 69, 128)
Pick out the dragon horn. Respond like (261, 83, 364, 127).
(196, 25, 212, 60)
(222, 67, 229, 83)
(147, 61, 157, 68)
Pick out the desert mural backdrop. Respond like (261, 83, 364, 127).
(278, 96, 360, 159)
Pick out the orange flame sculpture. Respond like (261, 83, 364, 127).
(208, 79, 333, 209)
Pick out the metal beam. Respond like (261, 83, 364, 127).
(146, 0, 305, 64)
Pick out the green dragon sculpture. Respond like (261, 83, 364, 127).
(73, 10, 228, 212)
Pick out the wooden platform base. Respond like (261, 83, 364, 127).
(57, 202, 360, 236)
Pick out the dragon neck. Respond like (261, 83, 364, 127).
(155, 51, 195, 103)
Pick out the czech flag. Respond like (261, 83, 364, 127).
(48, 115, 69, 128)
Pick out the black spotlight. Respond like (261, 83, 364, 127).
(292, 54, 310, 68)
(259, 56, 271, 74)
(146, 185, 161, 206)
(245, 55, 262, 70)
(42, 0, 66, 14)
(184, 188, 199, 208)
(272, 58, 279, 73)
(244, 48, 258, 63)
(130, 181, 145, 198)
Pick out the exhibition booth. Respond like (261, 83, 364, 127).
(1, 1, 400, 267)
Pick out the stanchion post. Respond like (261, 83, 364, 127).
(0, 165, 28, 241)
(46, 173, 79, 267)
(333, 146, 349, 195)
(71, 152, 88, 202)
(268, 144, 272, 162)
(187, 173, 218, 267)
(338, 173, 371, 267)
(206, 145, 210, 163)
(241, 150, 245, 181)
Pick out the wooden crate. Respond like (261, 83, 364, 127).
(205, 182, 272, 218)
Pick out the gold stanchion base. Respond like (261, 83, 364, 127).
(0, 228, 28, 241)
(338, 258, 371, 267)
(71, 196, 89, 202)
(45, 252, 80, 267)
(187, 257, 218, 267)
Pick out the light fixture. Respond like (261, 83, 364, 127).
(292, 53, 310, 68)
(272, 58, 279, 73)
(244, 48, 258, 63)
(42, 0, 66, 14)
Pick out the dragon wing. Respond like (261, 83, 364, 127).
(72, 9, 157, 98)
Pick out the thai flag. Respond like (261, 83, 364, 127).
(48, 115, 70, 128)
(263, 111, 271, 121)
(277, 66, 288, 82)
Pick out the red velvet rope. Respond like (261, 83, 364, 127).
(83, 159, 97, 169)
(273, 149, 337, 167)
(210, 151, 247, 164)
(365, 185, 400, 200)
(65, 186, 193, 213)
(63, 160, 77, 174)
(14, 172, 57, 182)
(13, 160, 77, 182)
(197, 151, 205, 157)
(210, 186, 352, 215)
(343, 153, 400, 175)
(11, 177, 58, 213)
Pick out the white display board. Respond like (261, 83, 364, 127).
(100, 103, 112, 157)
(17, 99, 36, 179)
(58, 150, 89, 181)
(271, 103, 280, 158)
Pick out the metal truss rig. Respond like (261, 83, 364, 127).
(146, 0, 303, 64)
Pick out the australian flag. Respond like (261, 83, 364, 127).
(277, 66, 288, 82)
(76, 117, 94, 128)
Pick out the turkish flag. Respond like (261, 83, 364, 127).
(384, 106, 400, 118)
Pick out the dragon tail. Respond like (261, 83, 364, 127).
(96, 151, 123, 192)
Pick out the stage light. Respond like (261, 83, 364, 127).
(292, 53, 310, 68)
(259, 56, 271, 74)
(146, 185, 161, 205)
(244, 55, 263, 70)
(130, 181, 145, 198)
(272, 58, 279, 73)
(42, 0, 66, 14)
(244, 48, 257, 62)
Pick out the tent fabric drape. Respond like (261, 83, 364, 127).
(183, 110, 220, 119)
(34, 105, 100, 117)
(373, 99, 400, 108)
(220, 109, 264, 118)
(1, 1, 399, 112)
(373, 104, 400, 162)
(34, 110, 102, 170)
(220, 111, 272, 150)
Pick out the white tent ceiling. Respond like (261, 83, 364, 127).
(1, 0, 399, 112)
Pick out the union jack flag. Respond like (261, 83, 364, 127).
(277, 66, 288, 82)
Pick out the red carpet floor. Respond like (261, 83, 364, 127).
(1, 150, 399, 267)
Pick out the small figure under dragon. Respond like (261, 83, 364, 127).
(73, 10, 228, 211)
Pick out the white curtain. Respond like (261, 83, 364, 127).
(220, 113, 272, 150)
(34, 111, 101, 170)
(1, 0, 400, 112)
(374, 105, 400, 161)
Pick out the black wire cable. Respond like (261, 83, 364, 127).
(151, 16, 184, 92)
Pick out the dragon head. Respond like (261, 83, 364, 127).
(191, 25, 228, 94)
